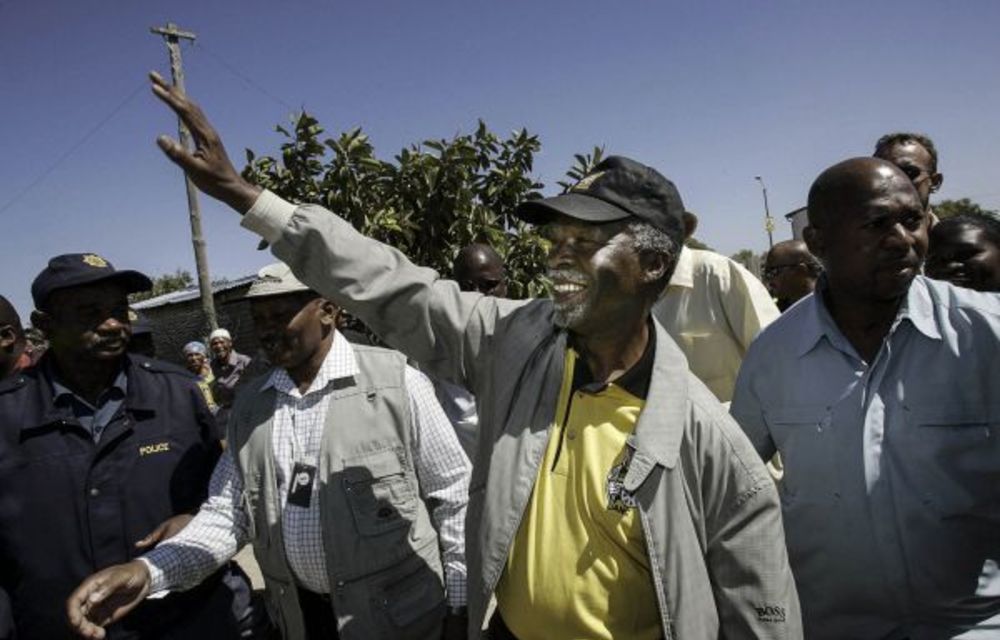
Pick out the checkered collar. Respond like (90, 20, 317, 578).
(259, 331, 359, 398)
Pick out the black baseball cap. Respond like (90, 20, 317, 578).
(31, 253, 152, 309)
(515, 155, 685, 239)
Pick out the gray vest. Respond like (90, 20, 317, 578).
(229, 345, 445, 640)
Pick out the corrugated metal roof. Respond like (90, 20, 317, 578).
(132, 274, 257, 309)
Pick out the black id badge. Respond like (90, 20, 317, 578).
(287, 462, 317, 507)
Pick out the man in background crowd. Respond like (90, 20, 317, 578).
(874, 131, 943, 224)
(208, 327, 251, 423)
(453, 243, 508, 297)
(732, 157, 1000, 638)
(0, 253, 242, 639)
(652, 211, 779, 403)
(926, 212, 1000, 292)
(0, 295, 30, 378)
(763, 240, 822, 312)
(183, 340, 218, 413)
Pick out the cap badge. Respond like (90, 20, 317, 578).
(571, 170, 605, 193)
(82, 254, 109, 268)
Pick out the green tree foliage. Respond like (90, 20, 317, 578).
(241, 113, 552, 298)
(932, 198, 999, 220)
(129, 269, 194, 303)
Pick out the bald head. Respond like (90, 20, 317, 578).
(454, 243, 507, 297)
(764, 241, 822, 311)
(0, 295, 26, 377)
(804, 157, 928, 305)
(807, 158, 921, 229)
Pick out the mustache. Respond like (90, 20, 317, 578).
(548, 269, 588, 285)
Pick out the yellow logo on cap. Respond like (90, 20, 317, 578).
(82, 254, 109, 268)
(571, 171, 605, 193)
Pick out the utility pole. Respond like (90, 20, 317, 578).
(151, 22, 218, 332)
(755, 175, 775, 249)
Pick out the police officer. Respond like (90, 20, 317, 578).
(0, 253, 243, 640)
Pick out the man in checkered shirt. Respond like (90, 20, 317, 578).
(68, 263, 471, 640)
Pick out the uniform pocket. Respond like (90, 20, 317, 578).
(343, 448, 417, 537)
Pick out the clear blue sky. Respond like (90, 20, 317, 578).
(3, 0, 999, 318)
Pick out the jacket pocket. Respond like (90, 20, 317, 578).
(343, 448, 418, 537)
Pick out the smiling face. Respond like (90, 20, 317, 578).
(250, 292, 336, 371)
(209, 336, 232, 362)
(807, 161, 928, 304)
(927, 221, 1000, 292)
(37, 282, 131, 362)
(541, 215, 654, 334)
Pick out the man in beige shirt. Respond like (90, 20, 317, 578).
(652, 243, 779, 403)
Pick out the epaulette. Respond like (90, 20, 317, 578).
(0, 371, 30, 394)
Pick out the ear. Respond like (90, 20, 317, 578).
(317, 299, 339, 327)
(930, 172, 943, 193)
(638, 250, 669, 284)
(803, 225, 825, 260)
(0, 325, 15, 350)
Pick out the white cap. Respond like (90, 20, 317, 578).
(209, 328, 231, 342)
(245, 262, 310, 299)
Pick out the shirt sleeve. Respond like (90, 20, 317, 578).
(140, 447, 251, 593)
(241, 189, 532, 394)
(723, 260, 781, 353)
(404, 366, 471, 607)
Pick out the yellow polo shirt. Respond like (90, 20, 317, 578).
(495, 348, 660, 640)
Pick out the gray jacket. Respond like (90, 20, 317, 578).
(244, 196, 803, 639)
(229, 345, 445, 640)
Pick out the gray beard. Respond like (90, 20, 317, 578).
(552, 297, 590, 328)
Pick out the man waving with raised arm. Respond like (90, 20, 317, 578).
(70, 72, 801, 640)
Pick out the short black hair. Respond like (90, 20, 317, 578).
(874, 132, 939, 172)
(935, 213, 1000, 248)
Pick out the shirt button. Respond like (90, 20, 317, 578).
(89, 487, 100, 497)
(567, 431, 576, 440)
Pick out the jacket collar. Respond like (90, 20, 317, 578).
(630, 318, 690, 470)
(28, 353, 156, 430)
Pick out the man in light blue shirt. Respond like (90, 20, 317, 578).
(732, 157, 1000, 640)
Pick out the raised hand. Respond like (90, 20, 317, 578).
(149, 71, 262, 214)
(134, 513, 194, 549)
(66, 561, 151, 639)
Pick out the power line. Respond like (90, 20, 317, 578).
(192, 42, 297, 113)
(0, 79, 148, 216)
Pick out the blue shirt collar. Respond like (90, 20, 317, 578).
(795, 275, 942, 359)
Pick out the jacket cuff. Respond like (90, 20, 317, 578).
(241, 189, 298, 245)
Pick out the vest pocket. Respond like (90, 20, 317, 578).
(343, 448, 417, 537)
(372, 561, 445, 639)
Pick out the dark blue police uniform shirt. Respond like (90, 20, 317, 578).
(0, 353, 241, 640)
